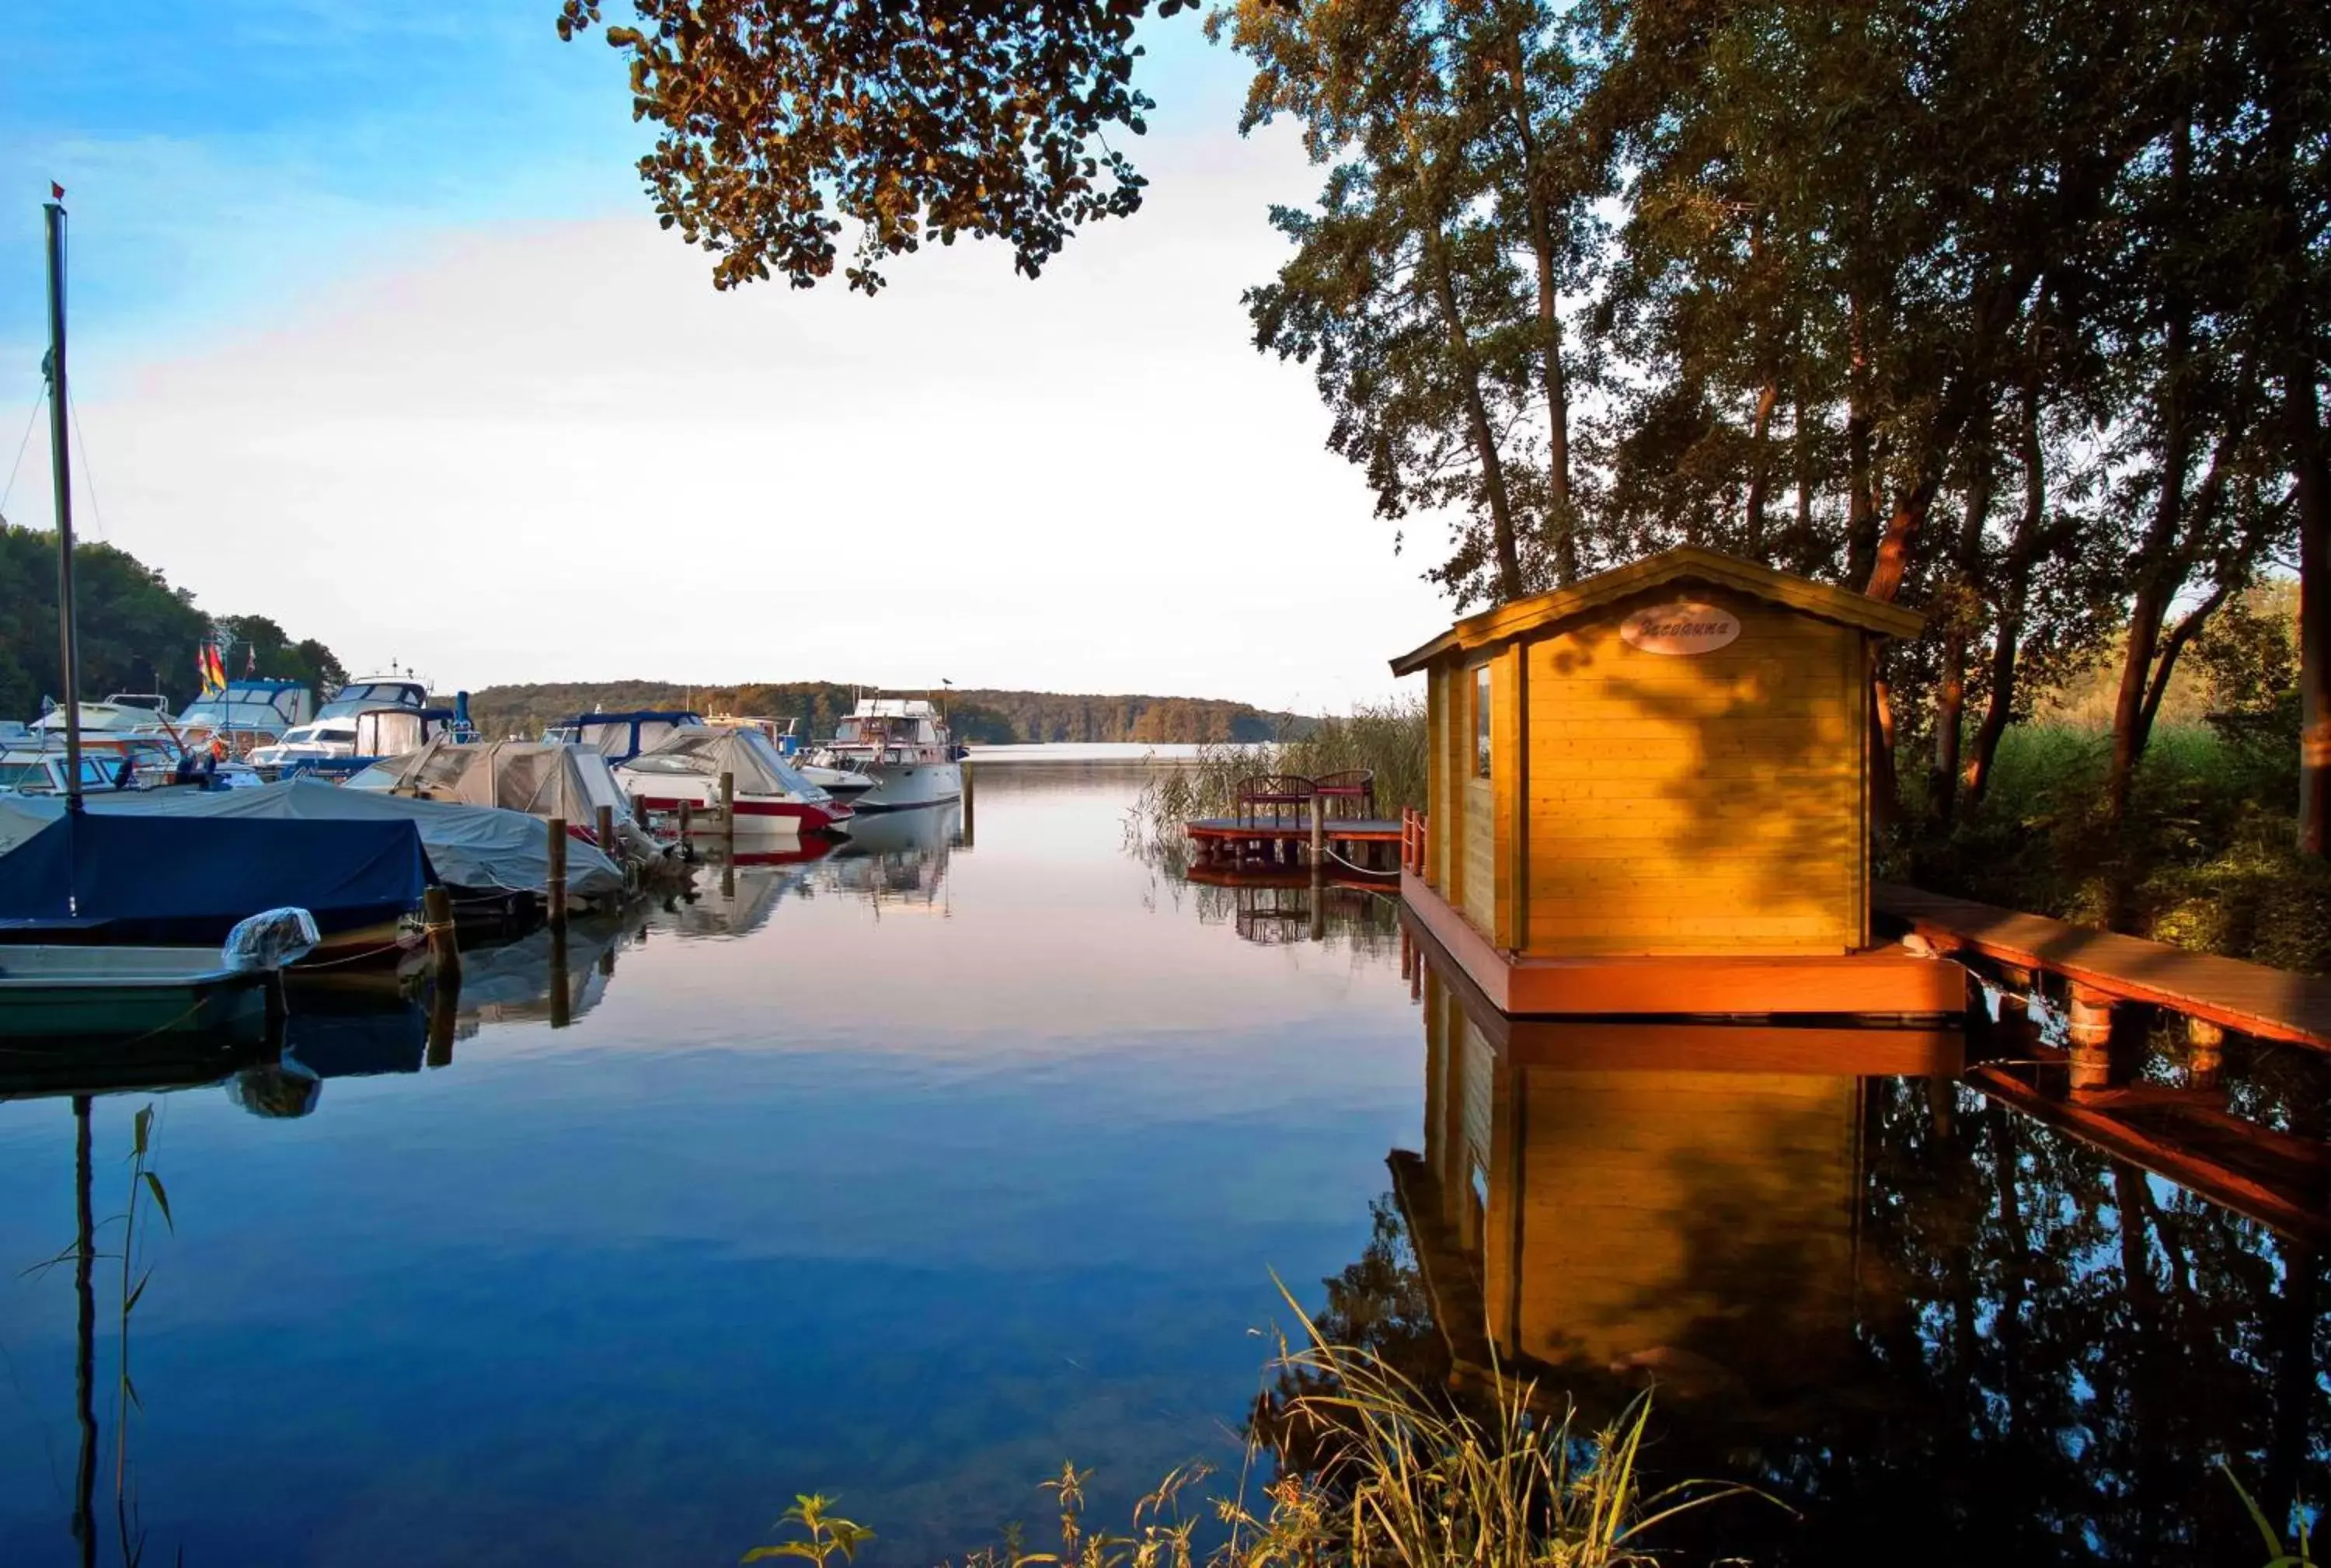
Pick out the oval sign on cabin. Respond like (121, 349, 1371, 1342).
(1620, 600, 1741, 656)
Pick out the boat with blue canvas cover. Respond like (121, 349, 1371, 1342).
(0, 779, 625, 912)
(0, 812, 432, 963)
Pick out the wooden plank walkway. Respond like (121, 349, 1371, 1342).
(1875, 883, 2331, 1049)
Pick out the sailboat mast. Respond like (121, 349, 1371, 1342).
(44, 192, 85, 810)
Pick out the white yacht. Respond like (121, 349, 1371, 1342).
(30, 692, 176, 737)
(807, 696, 963, 812)
(174, 679, 315, 756)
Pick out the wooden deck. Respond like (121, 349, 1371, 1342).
(1184, 817, 1405, 875)
(1876, 883, 2331, 1049)
(1403, 870, 1966, 1019)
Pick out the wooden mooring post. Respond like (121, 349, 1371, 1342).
(549, 923, 571, 1029)
(422, 886, 460, 984)
(1308, 794, 1326, 869)
(720, 772, 737, 845)
(631, 794, 648, 831)
(546, 817, 568, 928)
(596, 803, 616, 859)
(678, 800, 693, 839)
(2187, 1016, 2228, 1090)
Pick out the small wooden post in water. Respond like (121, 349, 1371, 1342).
(1308, 794, 1326, 869)
(425, 978, 458, 1068)
(2066, 983, 2116, 1092)
(422, 886, 460, 984)
(678, 800, 693, 839)
(2186, 1016, 2228, 1091)
(632, 795, 648, 831)
(595, 804, 616, 861)
(960, 758, 975, 848)
(549, 923, 571, 1029)
(546, 817, 568, 928)
(720, 771, 736, 844)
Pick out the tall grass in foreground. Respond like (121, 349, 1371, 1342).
(1125, 699, 1428, 862)
(751, 1295, 1733, 1568)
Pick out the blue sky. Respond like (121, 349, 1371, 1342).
(3, 4, 1448, 707)
(6, 1, 1240, 357)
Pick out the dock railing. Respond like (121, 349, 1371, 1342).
(1401, 807, 1427, 876)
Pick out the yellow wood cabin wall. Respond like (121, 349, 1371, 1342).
(1492, 1067, 1861, 1382)
(1520, 590, 1868, 956)
(1428, 664, 1456, 890)
(1420, 971, 1493, 1254)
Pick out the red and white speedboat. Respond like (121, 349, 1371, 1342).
(615, 725, 852, 837)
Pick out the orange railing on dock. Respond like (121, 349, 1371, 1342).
(1401, 807, 1427, 876)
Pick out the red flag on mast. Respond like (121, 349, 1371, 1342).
(50, 183, 64, 200)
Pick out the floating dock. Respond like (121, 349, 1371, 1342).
(1183, 815, 1403, 876)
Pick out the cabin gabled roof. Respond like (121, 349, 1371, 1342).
(1388, 545, 1925, 676)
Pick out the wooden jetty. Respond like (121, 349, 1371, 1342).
(1876, 882, 2331, 1051)
(1184, 770, 1402, 877)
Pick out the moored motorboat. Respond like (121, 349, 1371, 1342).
(804, 696, 963, 811)
(0, 908, 316, 1040)
(617, 725, 851, 836)
(174, 678, 315, 758)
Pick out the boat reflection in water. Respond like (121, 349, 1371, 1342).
(664, 800, 964, 937)
(1292, 919, 2331, 1567)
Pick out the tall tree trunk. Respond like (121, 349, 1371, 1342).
(1966, 369, 2048, 809)
(1931, 412, 1995, 825)
(2260, 0, 2329, 854)
(1744, 378, 1779, 561)
(1791, 380, 1818, 574)
(2299, 378, 2330, 856)
(1845, 290, 1879, 584)
(1870, 672, 1901, 830)
(1501, 44, 1577, 586)
(2107, 120, 2195, 828)
(1422, 223, 1524, 601)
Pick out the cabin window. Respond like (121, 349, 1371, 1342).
(1472, 664, 1492, 779)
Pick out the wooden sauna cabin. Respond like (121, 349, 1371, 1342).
(1389, 545, 1964, 1017)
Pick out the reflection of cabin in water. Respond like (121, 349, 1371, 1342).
(1390, 545, 1961, 1016)
(1394, 936, 1962, 1416)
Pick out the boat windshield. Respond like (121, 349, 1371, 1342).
(181, 684, 308, 729)
(319, 681, 427, 720)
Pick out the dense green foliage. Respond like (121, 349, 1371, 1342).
(567, 0, 2329, 852)
(0, 526, 348, 720)
(467, 680, 1303, 744)
(1901, 723, 2331, 973)
(1210, 0, 2329, 850)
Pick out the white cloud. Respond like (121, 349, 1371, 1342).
(23, 128, 1455, 713)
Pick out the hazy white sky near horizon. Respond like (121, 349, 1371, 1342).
(3, 3, 1452, 713)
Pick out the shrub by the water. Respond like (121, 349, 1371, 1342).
(1897, 722, 2331, 974)
(1125, 699, 1427, 860)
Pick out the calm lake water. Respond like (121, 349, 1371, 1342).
(0, 759, 2322, 1566)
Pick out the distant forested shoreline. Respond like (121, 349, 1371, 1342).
(465, 681, 1312, 746)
